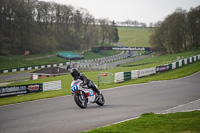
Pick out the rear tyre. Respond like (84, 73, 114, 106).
(74, 91, 87, 109)
(96, 94, 105, 106)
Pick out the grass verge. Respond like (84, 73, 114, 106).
(0, 49, 200, 106)
(120, 48, 200, 67)
(84, 111, 200, 133)
(118, 27, 152, 47)
(0, 50, 120, 71)
(0, 59, 200, 106)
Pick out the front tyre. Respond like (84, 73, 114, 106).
(96, 94, 105, 106)
(74, 91, 87, 109)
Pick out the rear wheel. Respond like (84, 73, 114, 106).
(96, 94, 105, 106)
(74, 91, 87, 109)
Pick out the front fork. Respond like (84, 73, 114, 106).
(73, 90, 88, 104)
(80, 91, 87, 105)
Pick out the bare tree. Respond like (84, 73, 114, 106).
(188, 5, 200, 49)
(149, 8, 188, 54)
(0, 0, 116, 55)
(98, 18, 110, 45)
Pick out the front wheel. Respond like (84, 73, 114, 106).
(74, 91, 87, 109)
(96, 94, 105, 106)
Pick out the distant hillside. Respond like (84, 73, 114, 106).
(118, 27, 152, 47)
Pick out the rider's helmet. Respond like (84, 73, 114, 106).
(70, 68, 79, 79)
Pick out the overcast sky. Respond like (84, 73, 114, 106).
(41, 0, 199, 24)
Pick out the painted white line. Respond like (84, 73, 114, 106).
(112, 116, 139, 124)
(160, 109, 200, 114)
(159, 98, 200, 114)
(85, 116, 140, 132)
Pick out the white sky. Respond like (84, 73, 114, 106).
(40, 0, 200, 24)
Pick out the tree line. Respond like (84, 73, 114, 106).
(0, 0, 119, 55)
(116, 20, 147, 28)
(149, 5, 200, 54)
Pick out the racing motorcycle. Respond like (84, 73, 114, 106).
(70, 79, 105, 109)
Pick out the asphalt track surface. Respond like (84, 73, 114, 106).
(0, 72, 200, 133)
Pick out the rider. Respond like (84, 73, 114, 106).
(70, 68, 101, 96)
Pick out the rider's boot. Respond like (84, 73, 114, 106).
(92, 85, 100, 95)
(91, 86, 101, 101)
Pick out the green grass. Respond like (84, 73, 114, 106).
(0, 74, 71, 106)
(1, 26, 199, 133)
(84, 111, 200, 133)
(120, 48, 200, 67)
(0, 29, 199, 106)
(0, 51, 200, 106)
(118, 27, 152, 47)
(0, 26, 151, 71)
(0, 50, 120, 71)
(0, 56, 67, 71)
(97, 60, 200, 90)
(83, 50, 121, 60)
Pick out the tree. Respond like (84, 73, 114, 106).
(0, 0, 116, 55)
(149, 22, 167, 54)
(188, 5, 200, 49)
(149, 22, 153, 28)
(149, 8, 189, 54)
(82, 12, 94, 42)
(112, 21, 119, 42)
(98, 18, 110, 45)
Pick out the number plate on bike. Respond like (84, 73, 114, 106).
(88, 91, 94, 96)
(71, 85, 78, 92)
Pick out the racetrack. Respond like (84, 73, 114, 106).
(0, 72, 200, 133)
(0, 52, 132, 82)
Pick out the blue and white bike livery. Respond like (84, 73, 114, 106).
(70, 79, 105, 109)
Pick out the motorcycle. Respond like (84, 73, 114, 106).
(70, 79, 105, 109)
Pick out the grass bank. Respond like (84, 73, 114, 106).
(118, 27, 152, 47)
(120, 49, 200, 67)
(0, 50, 120, 71)
(84, 111, 200, 133)
(0, 50, 200, 106)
